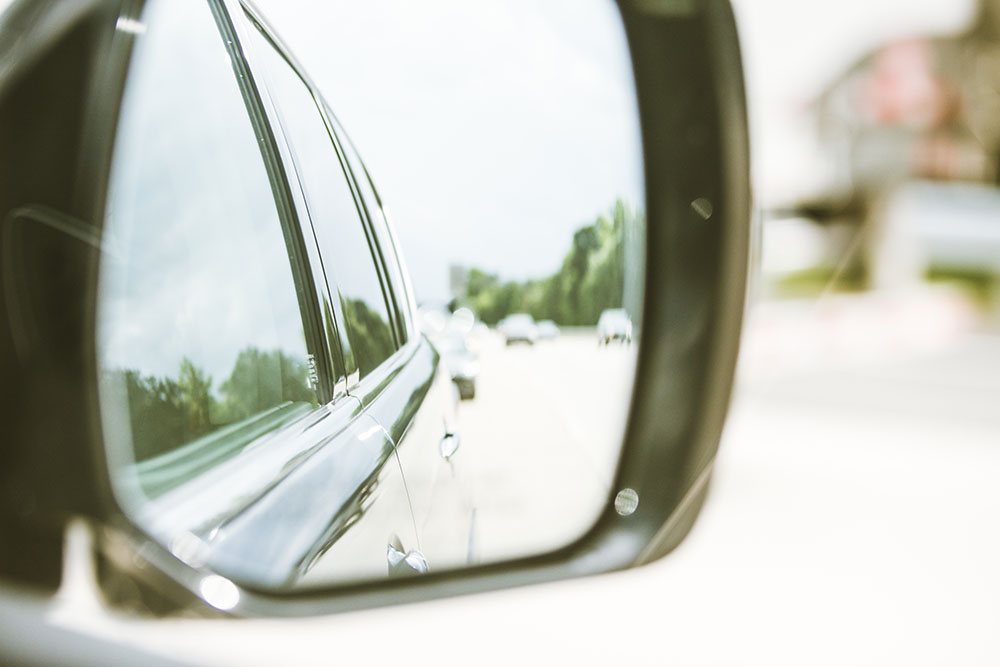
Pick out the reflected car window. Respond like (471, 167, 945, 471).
(329, 113, 412, 346)
(247, 23, 397, 379)
(96, 0, 318, 499)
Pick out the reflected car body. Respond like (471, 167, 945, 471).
(597, 308, 633, 344)
(499, 313, 538, 345)
(536, 320, 560, 340)
(432, 332, 479, 400)
(0, 0, 474, 594)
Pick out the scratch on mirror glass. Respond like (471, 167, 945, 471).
(615, 488, 639, 516)
(814, 225, 866, 308)
(691, 197, 714, 220)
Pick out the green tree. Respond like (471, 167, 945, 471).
(458, 198, 640, 326)
(178, 357, 213, 437)
(343, 298, 396, 377)
(465, 268, 500, 299)
(217, 347, 314, 422)
(123, 370, 186, 461)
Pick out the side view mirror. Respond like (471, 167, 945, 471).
(0, 0, 749, 620)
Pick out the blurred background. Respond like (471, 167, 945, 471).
(685, 0, 1000, 662)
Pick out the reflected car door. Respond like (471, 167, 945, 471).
(97, 0, 421, 589)
(238, 6, 475, 572)
(330, 119, 478, 571)
(234, 4, 429, 580)
(238, 2, 474, 574)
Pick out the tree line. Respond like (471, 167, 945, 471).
(112, 297, 396, 466)
(460, 198, 642, 326)
(112, 347, 315, 463)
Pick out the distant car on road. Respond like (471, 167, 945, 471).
(536, 320, 560, 340)
(498, 313, 538, 345)
(433, 332, 479, 400)
(597, 308, 633, 345)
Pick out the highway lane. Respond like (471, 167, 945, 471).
(454, 330, 635, 564)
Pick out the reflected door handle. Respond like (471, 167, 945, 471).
(387, 535, 428, 576)
(439, 432, 460, 460)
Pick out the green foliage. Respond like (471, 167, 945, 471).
(465, 268, 500, 299)
(461, 198, 641, 325)
(123, 370, 190, 461)
(772, 264, 866, 297)
(925, 266, 997, 309)
(342, 297, 396, 377)
(117, 347, 315, 462)
(178, 357, 212, 435)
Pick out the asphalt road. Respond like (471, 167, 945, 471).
(456, 330, 634, 564)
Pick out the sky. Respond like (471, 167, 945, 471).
(252, 0, 644, 303)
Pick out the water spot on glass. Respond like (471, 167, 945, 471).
(615, 488, 639, 516)
(691, 198, 713, 220)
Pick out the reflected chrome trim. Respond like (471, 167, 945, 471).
(121, 395, 368, 583)
(438, 432, 460, 460)
(387, 534, 428, 576)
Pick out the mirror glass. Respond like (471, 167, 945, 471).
(95, 0, 643, 594)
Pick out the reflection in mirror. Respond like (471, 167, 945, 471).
(96, 0, 643, 596)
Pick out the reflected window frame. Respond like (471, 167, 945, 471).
(326, 110, 415, 348)
(240, 11, 406, 389)
(94, 0, 338, 503)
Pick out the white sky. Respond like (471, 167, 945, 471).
(253, 0, 643, 303)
